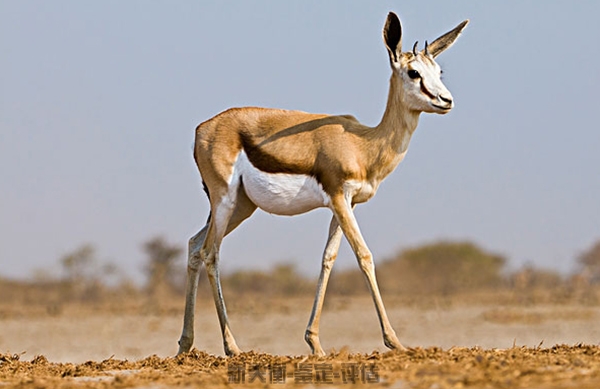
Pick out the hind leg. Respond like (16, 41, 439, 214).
(177, 185, 256, 355)
(178, 226, 208, 354)
(203, 186, 257, 355)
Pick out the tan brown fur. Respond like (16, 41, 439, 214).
(194, 71, 416, 200)
(178, 12, 468, 357)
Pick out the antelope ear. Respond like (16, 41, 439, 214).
(383, 12, 402, 65)
(425, 20, 469, 58)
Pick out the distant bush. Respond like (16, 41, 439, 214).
(58, 244, 119, 302)
(329, 241, 506, 296)
(510, 265, 563, 290)
(379, 241, 506, 295)
(577, 239, 600, 284)
(507, 265, 570, 304)
(328, 267, 368, 296)
(223, 264, 312, 296)
(143, 236, 184, 297)
(5, 237, 600, 309)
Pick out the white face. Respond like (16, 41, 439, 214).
(382, 13, 467, 115)
(397, 53, 454, 114)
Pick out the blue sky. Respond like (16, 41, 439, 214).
(1, 1, 599, 281)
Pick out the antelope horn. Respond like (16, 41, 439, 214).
(412, 41, 418, 56)
(424, 40, 430, 56)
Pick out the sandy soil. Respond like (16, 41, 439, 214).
(1, 296, 600, 388)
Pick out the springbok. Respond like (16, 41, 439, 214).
(178, 12, 468, 356)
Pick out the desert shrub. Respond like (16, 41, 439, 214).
(328, 267, 368, 295)
(577, 239, 600, 284)
(223, 269, 271, 294)
(508, 265, 570, 304)
(143, 236, 185, 297)
(58, 244, 112, 302)
(510, 265, 563, 290)
(223, 264, 312, 296)
(328, 241, 506, 297)
(378, 241, 506, 295)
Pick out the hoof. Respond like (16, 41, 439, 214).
(177, 337, 193, 355)
(305, 331, 326, 357)
(384, 335, 406, 351)
(225, 344, 242, 357)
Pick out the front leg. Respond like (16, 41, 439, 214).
(329, 194, 405, 351)
(305, 215, 344, 356)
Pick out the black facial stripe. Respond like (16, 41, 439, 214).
(419, 80, 436, 99)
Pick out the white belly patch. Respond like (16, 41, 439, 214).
(235, 152, 330, 216)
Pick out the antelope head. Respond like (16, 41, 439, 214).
(383, 12, 469, 114)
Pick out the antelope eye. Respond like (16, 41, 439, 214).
(407, 69, 420, 79)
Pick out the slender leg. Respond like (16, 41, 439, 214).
(305, 215, 343, 356)
(178, 185, 257, 356)
(201, 197, 242, 356)
(178, 226, 208, 354)
(330, 194, 405, 351)
(204, 249, 240, 355)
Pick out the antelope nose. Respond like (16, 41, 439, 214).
(439, 94, 453, 106)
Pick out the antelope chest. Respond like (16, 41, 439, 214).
(235, 152, 330, 216)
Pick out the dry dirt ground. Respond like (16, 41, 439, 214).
(1, 296, 600, 388)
